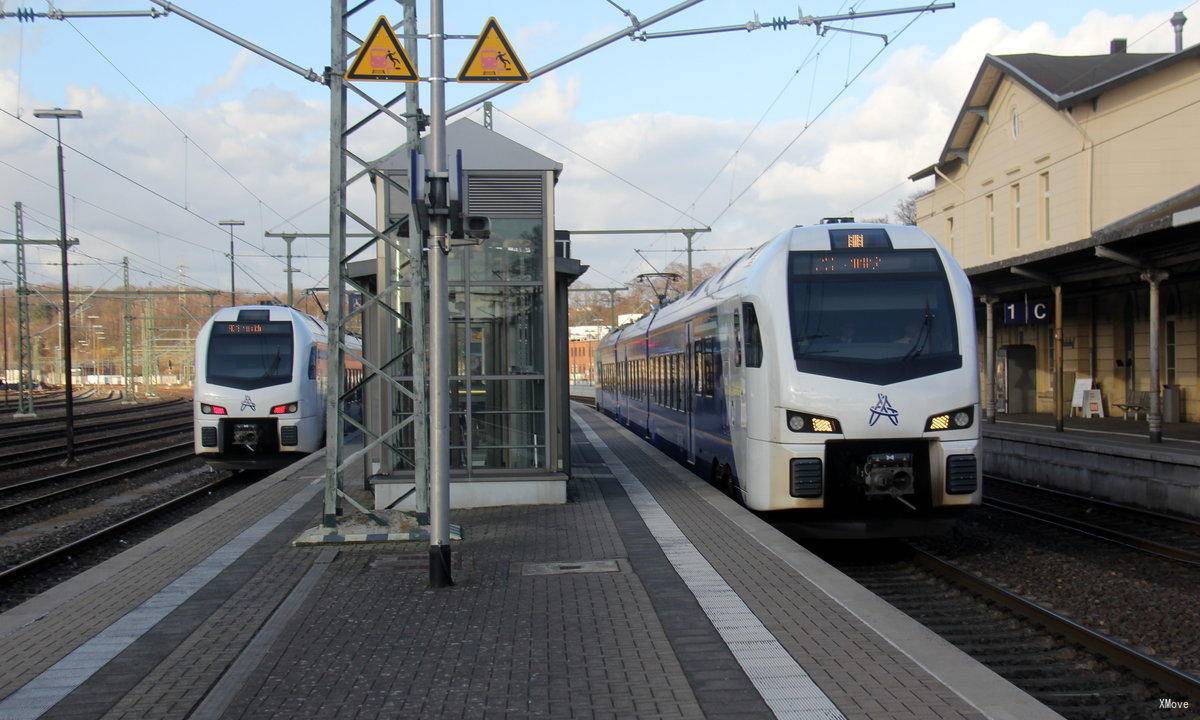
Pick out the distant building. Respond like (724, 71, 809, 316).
(569, 324, 610, 341)
(912, 30, 1200, 422)
(568, 325, 610, 383)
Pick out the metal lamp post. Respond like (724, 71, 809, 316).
(33, 107, 82, 464)
(218, 220, 245, 306)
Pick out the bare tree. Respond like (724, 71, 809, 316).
(894, 192, 920, 225)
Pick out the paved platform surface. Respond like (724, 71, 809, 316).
(0, 405, 1061, 720)
(990, 412, 1200, 452)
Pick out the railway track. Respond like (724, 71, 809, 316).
(0, 398, 184, 433)
(0, 421, 192, 471)
(0, 407, 191, 445)
(0, 390, 116, 413)
(983, 475, 1200, 565)
(821, 542, 1200, 719)
(0, 473, 242, 590)
(0, 442, 195, 517)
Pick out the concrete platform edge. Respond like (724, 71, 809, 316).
(580, 405, 1064, 720)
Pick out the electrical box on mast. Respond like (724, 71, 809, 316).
(408, 148, 491, 243)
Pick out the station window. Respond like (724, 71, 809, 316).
(986, 194, 996, 256)
(1039, 172, 1051, 243)
(1011, 183, 1021, 248)
(743, 303, 762, 368)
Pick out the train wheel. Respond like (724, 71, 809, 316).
(709, 459, 720, 487)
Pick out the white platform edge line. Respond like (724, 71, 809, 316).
(0, 480, 322, 720)
(572, 410, 845, 720)
(575, 404, 1064, 720)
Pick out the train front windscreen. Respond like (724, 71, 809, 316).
(206, 321, 294, 390)
(787, 249, 961, 384)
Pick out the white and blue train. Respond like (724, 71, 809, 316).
(193, 305, 362, 470)
(595, 223, 981, 535)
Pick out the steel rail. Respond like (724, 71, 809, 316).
(982, 496, 1200, 566)
(0, 398, 183, 432)
(0, 408, 191, 445)
(986, 474, 1200, 536)
(0, 475, 238, 585)
(0, 422, 191, 471)
(910, 547, 1200, 699)
(0, 444, 194, 515)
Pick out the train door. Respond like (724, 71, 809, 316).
(728, 306, 744, 432)
(685, 321, 696, 465)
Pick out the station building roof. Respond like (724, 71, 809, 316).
(910, 43, 1200, 181)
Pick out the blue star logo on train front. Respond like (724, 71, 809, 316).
(868, 393, 899, 426)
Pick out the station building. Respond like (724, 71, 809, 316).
(911, 29, 1200, 423)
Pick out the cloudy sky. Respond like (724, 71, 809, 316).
(0, 1, 1187, 297)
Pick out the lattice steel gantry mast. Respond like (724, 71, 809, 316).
(323, 0, 430, 531)
(121, 258, 135, 401)
(12, 203, 36, 417)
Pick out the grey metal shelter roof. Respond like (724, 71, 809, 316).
(370, 117, 563, 175)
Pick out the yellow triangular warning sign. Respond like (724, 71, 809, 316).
(457, 17, 529, 83)
(346, 16, 418, 82)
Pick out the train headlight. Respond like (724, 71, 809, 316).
(200, 403, 227, 415)
(787, 410, 841, 434)
(270, 402, 299, 415)
(925, 406, 973, 431)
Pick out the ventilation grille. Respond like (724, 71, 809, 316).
(201, 426, 218, 448)
(467, 176, 543, 216)
(280, 425, 299, 447)
(790, 458, 823, 498)
(946, 455, 978, 494)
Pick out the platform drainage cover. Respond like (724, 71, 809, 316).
(522, 559, 622, 576)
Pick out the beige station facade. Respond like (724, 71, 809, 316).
(911, 27, 1200, 429)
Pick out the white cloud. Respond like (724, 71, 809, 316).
(195, 50, 253, 101)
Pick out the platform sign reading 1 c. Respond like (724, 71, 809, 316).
(345, 16, 418, 82)
(457, 17, 529, 83)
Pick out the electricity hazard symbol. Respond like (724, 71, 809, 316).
(457, 17, 529, 83)
(346, 16, 418, 82)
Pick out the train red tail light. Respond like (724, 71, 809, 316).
(270, 402, 299, 415)
(201, 403, 227, 415)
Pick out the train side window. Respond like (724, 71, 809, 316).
(658, 356, 664, 405)
(743, 302, 762, 368)
(308, 346, 317, 380)
(674, 354, 681, 410)
(678, 353, 685, 409)
(733, 311, 743, 367)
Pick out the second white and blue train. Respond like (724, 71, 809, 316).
(595, 222, 981, 534)
(193, 305, 362, 470)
